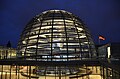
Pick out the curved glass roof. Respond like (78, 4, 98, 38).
(17, 10, 96, 61)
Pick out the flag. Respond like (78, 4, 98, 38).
(99, 35, 105, 40)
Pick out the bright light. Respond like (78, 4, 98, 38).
(80, 36, 86, 38)
(77, 27, 83, 31)
(107, 46, 111, 58)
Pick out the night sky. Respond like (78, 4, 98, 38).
(1, 0, 120, 48)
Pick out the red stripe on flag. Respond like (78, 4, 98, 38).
(99, 35, 105, 40)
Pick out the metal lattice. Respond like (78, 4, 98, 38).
(17, 10, 96, 61)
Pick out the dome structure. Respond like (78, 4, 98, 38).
(17, 10, 96, 61)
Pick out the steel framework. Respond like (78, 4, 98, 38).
(17, 10, 96, 61)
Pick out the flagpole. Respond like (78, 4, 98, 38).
(98, 38, 100, 45)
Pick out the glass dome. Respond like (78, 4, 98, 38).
(17, 10, 96, 61)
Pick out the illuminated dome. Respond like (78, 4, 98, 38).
(17, 10, 96, 61)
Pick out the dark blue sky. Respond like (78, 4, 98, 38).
(0, 0, 120, 48)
